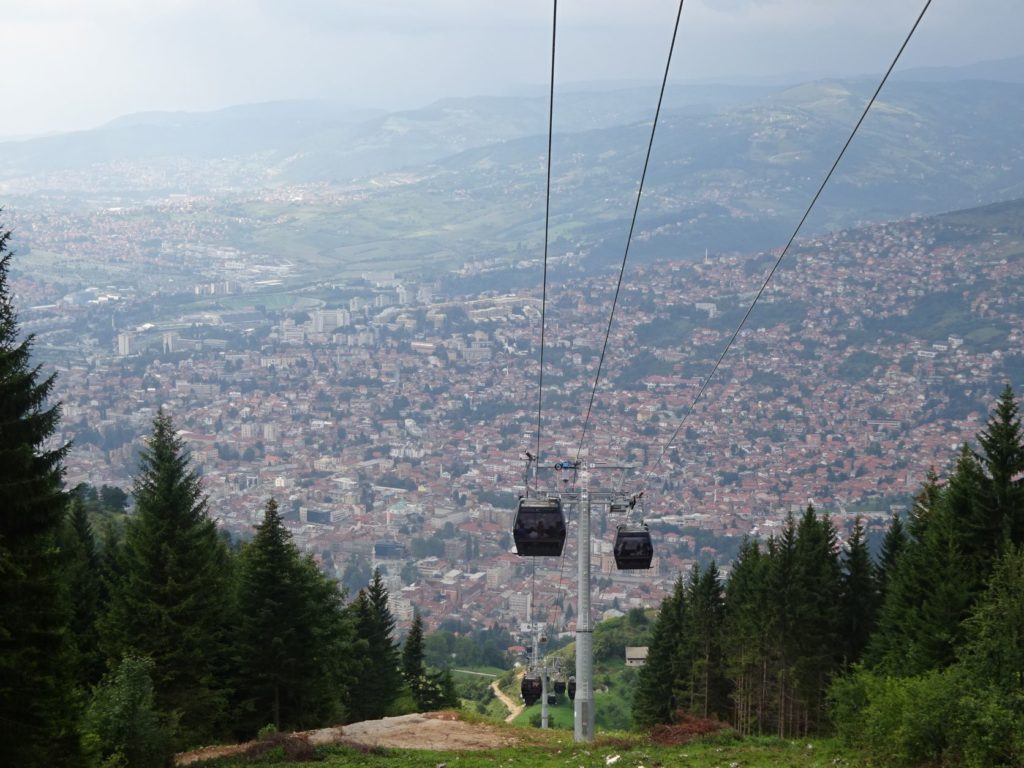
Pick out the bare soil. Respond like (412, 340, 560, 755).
(491, 677, 525, 722)
(175, 712, 523, 765)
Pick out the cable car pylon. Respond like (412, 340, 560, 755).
(509, 461, 652, 741)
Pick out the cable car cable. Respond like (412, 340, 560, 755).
(640, 0, 933, 493)
(573, 0, 686, 466)
(533, 0, 559, 475)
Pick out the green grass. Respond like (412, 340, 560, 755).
(511, 696, 574, 729)
(203, 734, 869, 767)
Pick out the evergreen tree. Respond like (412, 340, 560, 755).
(62, 493, 105, 690)
(875, 511, 907, 601)
(100, 410, 232, 747)
(399, 610, 457, 713)
(347, 569, 402, 721)
(957, 544, 1024, 694)
(765, 512, 801, 737)
(840, 516, 876, 667)
(683, 562, 729, 719)
(907, 467, 942, 542)
(401, 611, 427, 708)
(974, 385, 1024, 552)
(866, 474, 944, 671)
(791, 506, 842, 734)
(868, 455, 976, 676)
(0, 224, 81, 766)
(723, 538, 771, 735)
(943, 445, 991, 591)
(425, 667, 459, 710)
(233, 498, 353, 733)
(633, 576, 686, 727)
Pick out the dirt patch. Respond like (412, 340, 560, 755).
(175, 712, 522, 765)
(341, 711, 520, 750)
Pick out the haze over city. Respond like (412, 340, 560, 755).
(6, 0, 1024, 137)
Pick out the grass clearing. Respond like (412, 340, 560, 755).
(200, 733, 867, 768)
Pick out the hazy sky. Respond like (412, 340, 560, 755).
(6, 0, 1022, 138)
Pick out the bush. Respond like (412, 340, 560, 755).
(829, 667, 1024, 768)
(82, 655, 172, 768)
(830, 667, 958, 766)
(950, 689, 1023, 768)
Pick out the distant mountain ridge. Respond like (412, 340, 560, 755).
(5, 56, 1024, 281)
(3, 54, 1022, 184)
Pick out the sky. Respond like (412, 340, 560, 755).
(5, 0, 1023, 138)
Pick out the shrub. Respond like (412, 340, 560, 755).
(82, 655, 171, 768)
(829, 666, 1024, 767)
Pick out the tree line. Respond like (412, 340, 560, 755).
(633, 384, 1024, 766)
(0, 230, 455, 768)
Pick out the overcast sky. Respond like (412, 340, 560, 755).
(5, 0, 1022, 138)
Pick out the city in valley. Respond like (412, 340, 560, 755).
(9, 192, 1023, 637)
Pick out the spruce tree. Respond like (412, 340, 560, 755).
(62, 493, 105, 690)
(765, 513, 801, 737)
(958, 544, 1024, 694)
(633, 576, 686, 727)
(401, 611, 427, 708)
(791, 506, 842, 734)
(866, 476, 941, 671)
(100, 410, 232, 747)
(907, 467, 942, 541)
(0, 224, 81, 766)
(840, 516, 877, 666)
(943, 445, 991, 590)
(684, 562, 728, 719)
(294, 554, 357, 724)
(234, 498, 343, 733)
(400, 611, 457, 713)
(974, 385, 1024, 551)
(875, 511, 907, 601)
(347, 569, 402, 721)
(868, 456, 976, 676)
(723, 538, 771, 735)
(424, 667, 459, 710)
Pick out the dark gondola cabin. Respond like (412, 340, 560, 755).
(554, 678, 566, 696)
(567, 676, 577, 701)
(521, 674, 542, 706)
(513, 497, 566, 556)
(613, 525, 654, 570)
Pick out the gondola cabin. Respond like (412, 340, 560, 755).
(613, 524, 654, 570)
(521, 674, 542, 706)
(513, 497, 566, 557)
(553, 678, 566, 696)
(567, 676, 577, 701)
